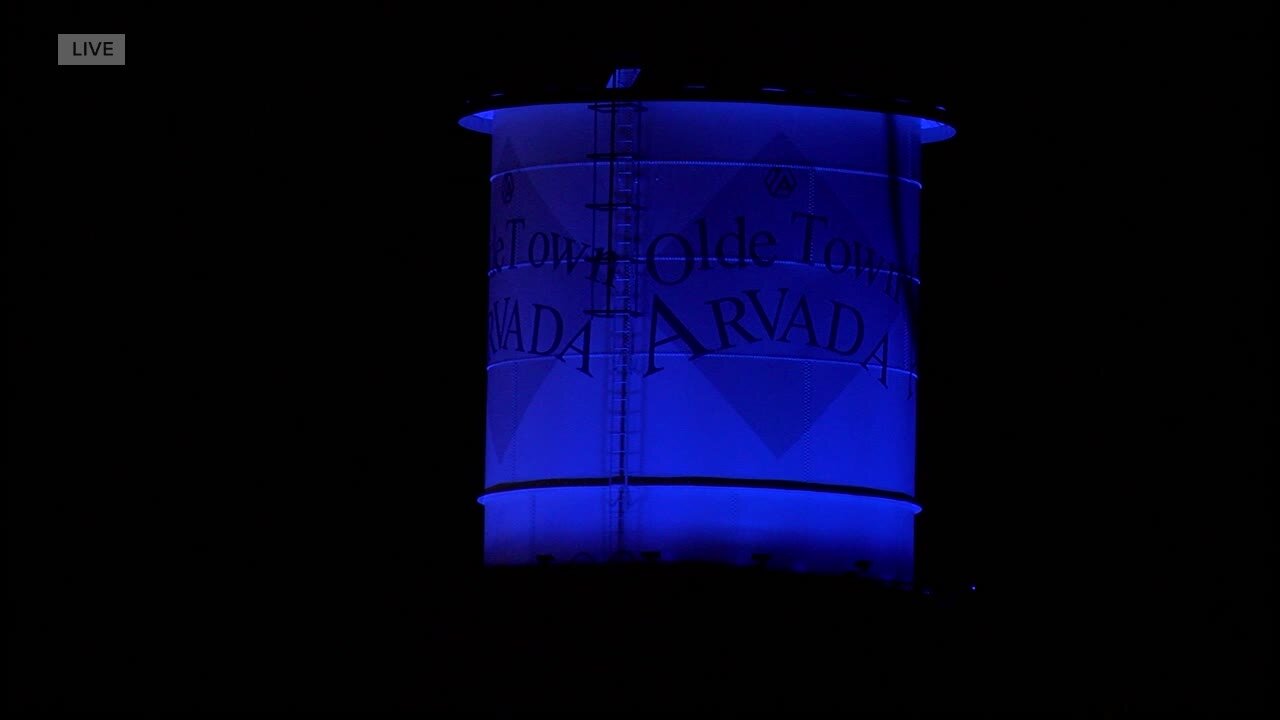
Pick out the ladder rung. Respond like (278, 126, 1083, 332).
(587, 102, 646, 111)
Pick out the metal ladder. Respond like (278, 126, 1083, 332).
(587, 95, 644, 559)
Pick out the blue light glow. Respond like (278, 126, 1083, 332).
(468, 99, 948, 579)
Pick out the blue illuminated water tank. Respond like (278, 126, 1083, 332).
(463, 80, 953, 579)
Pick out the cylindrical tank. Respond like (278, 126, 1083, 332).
(464, 83, 952, 579)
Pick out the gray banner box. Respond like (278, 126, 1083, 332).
(58, 34, 125, 66)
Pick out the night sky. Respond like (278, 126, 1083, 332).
(7, 3, 1272, 711)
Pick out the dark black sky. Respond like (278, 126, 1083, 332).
(7, 3, 1273, 712)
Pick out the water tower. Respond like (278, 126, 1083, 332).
(463, 69, 953, 579)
